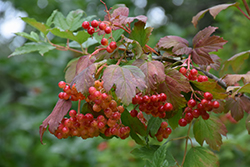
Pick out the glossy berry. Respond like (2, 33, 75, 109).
(204, 92, 213, 101)
(106, 45, 113, 53)
(69, 109, 77, 117)
(88, 86, 97, 95)
(164, 103, 173, 112)
(198, 75, 208, 82)
(185, 112, 193, 122)
(178, 118, 187, 127)
(87, 27, 95, 35)
(58, 81, 66, 89)
(104, 27, 112, 34)
(190, 69, 198, 76)
(187, 99, 197, 108)
(201, 112, 210, 120)
(159, 93, 167, 101)
(99, 22, 106, 30)
(109, 41, 117, 49)
(179, 67, 187, 75)
(130, 109, 138, 117)
(192, 109, 200, 118)
(91, 20, 99, 28)
(161, 122, 168, 128)
(82, 21, 90, 29)
(213, 100, 220, 108)
(101, 38, 109, 46)
(150, 95, 158, 102)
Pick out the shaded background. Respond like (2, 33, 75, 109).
(1, 0, 250, 166)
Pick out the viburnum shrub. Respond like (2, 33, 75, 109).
(9, 0, 250, 166)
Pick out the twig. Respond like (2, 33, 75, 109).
(242, 0, 250, 16)
(237, 6, 250, 20)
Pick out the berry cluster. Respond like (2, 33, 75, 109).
(154, 122, 172, 142)
(179, 67, 208, 82)
(178, 92, 220, 127)
(58, 81, 85, 101)
(53, 80, 130, 140)
(131, 93, 173, 118)
(82, 20, 117, 53)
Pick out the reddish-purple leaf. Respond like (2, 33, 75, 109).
(192, 26, 227, 65)
(133, 60, 166, 93)
(225, 96, 250, 121)
(71, 63, 97, 95)
(223, 73, 250, 86)
(193, 115, 227, 151)
(192, 3, 239, 27)
(157, 36, 192, 56)
(158, 68, 190, 111)
(209, 54, 221, 70)
(102, 65, 146, 105)
(39, 99, 72, 144)
(246, 114, 250, 134)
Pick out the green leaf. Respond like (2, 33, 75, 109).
(190, 80, 227, 99)
(66, 9, 85, 31)
(221, 50, 250, 74)
(246, 114, 250, 135)
(15, 31, 40, 42)
(46, 10, 58, 26)
(183, 147, 219, 167)
(50, 28, 90, 44)
(130, 129, 146, 145)
(131, 145, 160, 161)
(53, 11, 69, 30)
(21, 17, 50, 34)
(168, 109, 182, 130)
(121, 110, 147, 136)
(102, 65, 146, 106)
(238, 83, 250, 94)
(193, 115, 227, 151)
(9, 42, 55, 57)
(165, 149, 177, 167)
(147, 117, 162, 136)
(192, 2, 239, 27)
(129, 21, 153, 47)
(152, 144, 168, 167)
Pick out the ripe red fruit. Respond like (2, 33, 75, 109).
(198, 75, 208, 82)
(88, 86, 97, 95)
(82, 21, 90, 29)
(190, 69, 198, 76)
(188, 99, 197, 108)
(178, 118, 187, 127)
(104, 26, 112, 34)
(130, 109, 138, 117)
(192, 109, 200, 118)
(201, 112, 210, 120)
(109, 41, 117, 49)
(159, 93, 167, 101)
(188, 74, 197, 81)
(179, 67, 187, 75)
(91, 20, 99, 28)
(101, 38, 109, 46)
(99, 22, 107, 30)
(213, 100, 220, 108)
(161, 122, 168, 128)
(143, 95, 150, 103)
(150, 95, 158, 102)
(204, 92, 213, 101)
(158, 105, 165, 113)
(69, 109, 77, 117)
(87, 26, 95, 35)
(58, 81, 66, 89)
(164, 103, 173, 112)
(184, 112, 193, 122)
(106, 45, 113, 53)
(165, 127, 172, 134)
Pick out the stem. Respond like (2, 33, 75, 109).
(242, 0, 250, 16)
(89, 48, 106, 58)
(113, 23, 131, 33)
(145, 44, 159, 55)
(77, 99, 81, 115)
(181, 121, 193, 166)
(237, 6, 250, 20)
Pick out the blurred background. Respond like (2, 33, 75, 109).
(0, 0, 250, 166)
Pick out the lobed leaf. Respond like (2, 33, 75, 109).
(129, 129, 146, 145)
(192, 26, 227, 65)
(157, 35, 192, 56)
(221, 50, 250, 75)
(183, 147, 219, 167)
(193, 115, 227, 151)
(21, 17, 50, 34)
(131, 145, 160, 161)
(192, 2, 239, 27)
(15, 31, 40, 42)
(46, 10, 58, 26)
(133, 60, 166, 93)
(9, 42, 55, 57)
(39, 99, 72, 144)
(152, 144, 168, 167)
(223, 73, 250, 86)
(102, 65, 146, 106)
(129, 21, 153, 47)
(238, 83, 250, 94)
(66, 9, 85, 31)
(65, 58, 79, 83)
(146, 117, 162, 136)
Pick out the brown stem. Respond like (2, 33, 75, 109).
(237, 6, 250, 20)
(77, 99, 81, 115)
(181, 121, 193, 166)
(242, 0, 250, 16)
(145, 44, 159, 55)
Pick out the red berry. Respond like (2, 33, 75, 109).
(179, 67, 187, 75)
(101, 38, 109, 46)
(130, 109, 138, 117)
(87, 27, 95, 35)
(159, 93, 167, 101)
(161, 122, 168, 128)
(213, 100, 220, 109)
(185, 112, 193, 121)
(91, 20, 99, 28)
(165, 127, 172, 134)
(69, 109, 77, 117)
(164, 103, 173, 112)
(143, 95, 150, 103)
(192, 109, 200, 118)
(85, 113, 94, 121)
(198, 75, 208, 82)
(201, 112, 210, 120)
(99, 22, 106, 30)
(178, 118, 187, 127)
(188, 74, 197, 80)
(58, 81, 66, 89)
(88, 86, 96, 95)
(97, 122, 105, 129)
(188, 99, 197, 108)
(109, 41, 117, 50)
(205, 100, 213, 111)
(82, 21, 90, 29)
(150, 95, 158, 102)
(104, 27, 112, 34)
(158, 105, 165, 113)
(190, 69, 198, 76)
(204, 92, 213, 101)
(184, 107, 192, 113)
(106, 45, 113, 53)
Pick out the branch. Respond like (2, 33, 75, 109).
(242, 0, 250, 16)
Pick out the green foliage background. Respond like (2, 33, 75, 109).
(0, 0, 250, 166)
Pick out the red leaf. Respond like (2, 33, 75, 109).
(192, 26, 227, 65)
(223, 73, 250, 86)
(157, 36, 192, 56)
(133, 60, 166, 93)
(158, 68, 190, 111)
(39, 99, 72, 144)
(102, 65, 146, 106)
(71, 63, 97, 95)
